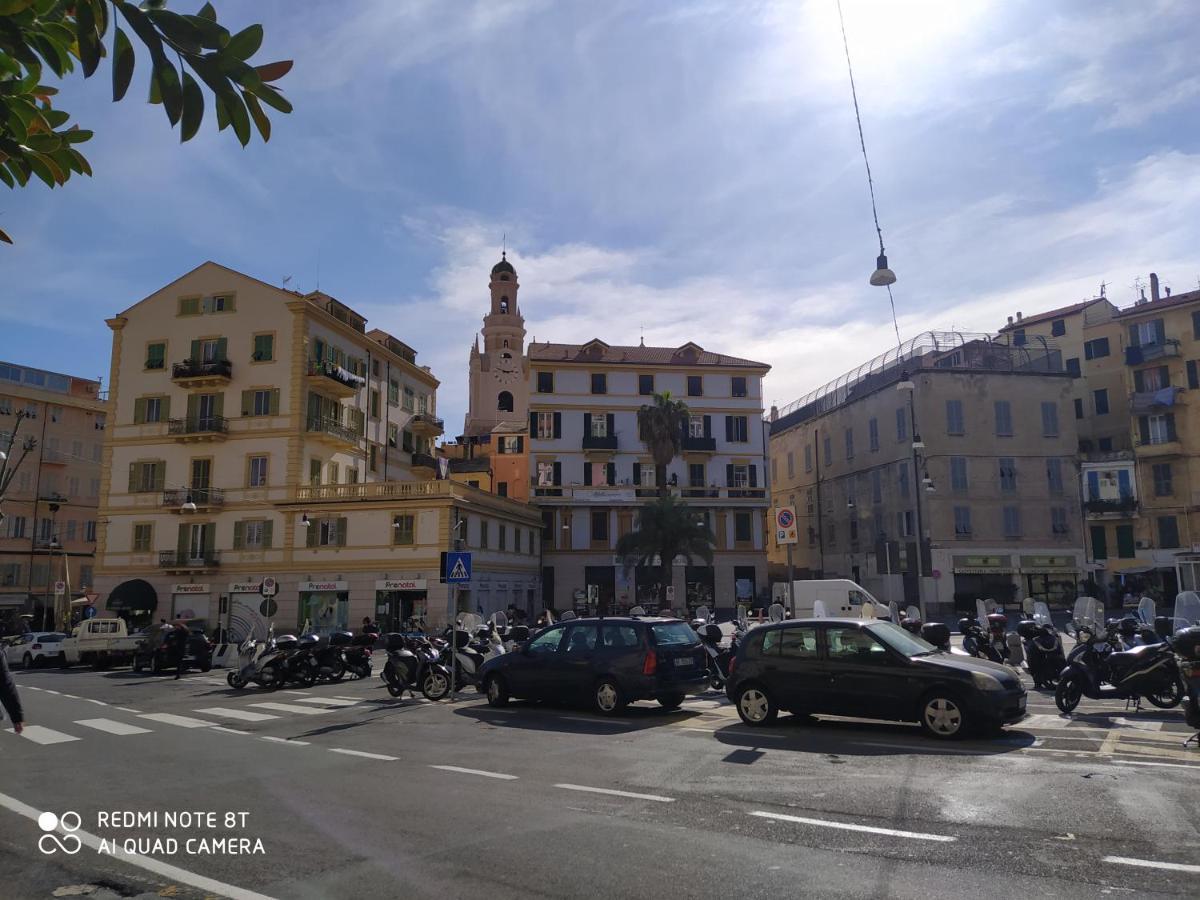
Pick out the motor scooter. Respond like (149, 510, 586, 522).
(1056, 618, 1186, 713)
(342, 632, 376, 679)
(380, 632, 451, 700)
(226, 633, 276, 689)
(1017, 601, 1065, 689)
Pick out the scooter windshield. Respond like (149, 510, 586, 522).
(1136, 597, 1156, 626)
(1072, 597, 1101, 631)
(1033, 602, 1052, 627)
(1172, 591, 1200, 633)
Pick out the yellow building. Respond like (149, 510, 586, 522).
(95, 262, 540, 634)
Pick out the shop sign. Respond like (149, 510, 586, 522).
(1021, 556, 1073, 568)
(172, 583, 210, 594)
(301, 581, 348, 592)
(228, 582, 261, 594)
(375, 579, 427, 591)
(954, 556, 1007, 568)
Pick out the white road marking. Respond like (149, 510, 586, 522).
(554, 784, 674, 802)
(1111, 717, 1164, 732)
(1103, 855, 1200, 874)
(0, 788, 278, 900)
(212, 726, 252, 736)
(750, 810, 956, 842)
(556, 716, 625, 725)
(74, 719, 152, 736)
(292, 697, 361, 707)
(42, 689, 61, 695)
(248, 702, 331, 716)
(854, 740, 989, 756)
(82, 698, 108, 706)
(59, 693, 80, 699)
(430, 765, 519, 780)
(115, 707, 141, 714)
(4, 725, 80, 745)
(1112, 760, 1200, 771)
(281, 690, 312, 696)
(330, 748, 399, 761)
(260, 735, 309, 746)
(137, 713, 216, 729)
(194, 707, 280, 722)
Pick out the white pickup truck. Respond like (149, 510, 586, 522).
(58, 618, 143, 669)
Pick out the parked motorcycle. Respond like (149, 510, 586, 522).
(342, 632, 377, 679)
(920, 622, 952, 652)
(1056, 617, 1186, 713)
(960, 617, 1004, 662)
(436, 613, 504, 693)
(899, 605, 923, 635)
(381, 632, 451, 700)
(1017, 601, 1065, 689)
(252, 633, 300, 690)
(226, 633, 280, 689)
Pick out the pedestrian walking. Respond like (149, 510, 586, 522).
(1, 651, 25, 735)
(361, 616, 380, 635)
(171, 623, 188, 680)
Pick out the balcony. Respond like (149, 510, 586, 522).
(1124, 340, 1180, 366)
(411, 451, 438, 477)
(162, 487, 224, 510)
(1084, 497, 1138, 518)
(158, 550, 220, 572)
(409, 413, 445, 438)
(1130, 387, 1182, 413)
(40, 448, 68, 466)
(168, 415, 229, 442)
(306, 360, 363, 398)
(306, 416, 360, 448)
(1135, 438, 1182, 458)
(582, 434, 618, 451)
(529, 484, 768, 504)
(171, 358, 232, 387)
(682, 435, 716, 453)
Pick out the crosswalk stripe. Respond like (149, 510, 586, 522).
(291, 697, 360, 707)
(194, 707, 280, 722)
(248, 702, 330, 716)
(5, 725, 80, 745)
(74, 719, 152, 736)
(138, 713, 216, 729)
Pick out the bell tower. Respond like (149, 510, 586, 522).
(482, 252, 526, 354)
(463, 253, 530, 439)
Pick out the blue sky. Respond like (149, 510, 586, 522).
(2, 0, 1199, 435)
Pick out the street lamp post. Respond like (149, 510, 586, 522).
(898, 373, 934, 619)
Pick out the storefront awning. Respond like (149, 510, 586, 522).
(953, 567, 1017, 575)
(106, 579, 158, 612)
(1022, 568, 1079, 575)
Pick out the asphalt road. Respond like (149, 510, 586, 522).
(1, 655, 1198, 900)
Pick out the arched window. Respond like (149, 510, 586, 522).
(503, 339, 509, 349)
(499, 297, 509, 314)
(497, 391, 514, 412)
(499, 274, 510, 282)
(501, 351, 512, 361)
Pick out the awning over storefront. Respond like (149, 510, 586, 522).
(106, 579, 158, 612)
(953, 567, 1018, 575)
(1021, 568, 1079, 575)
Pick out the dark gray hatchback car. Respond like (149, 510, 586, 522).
(726, 618, 1026, 739)
(480, 617, 708, 715)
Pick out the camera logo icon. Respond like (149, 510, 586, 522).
(38, 811, 83, 855)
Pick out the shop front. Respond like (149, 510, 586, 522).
(951, 556, 1017, 613)
(171, 583, 211, 623)
(1177, 552, 1200, 593)
(104, 578, 158, 630)
(375, 579, 427, 633)
(299, 580, 349, 635)
(228, 580, 277, 641)
(685, 566, 714, 615)
(1019, 556, 1080, 608)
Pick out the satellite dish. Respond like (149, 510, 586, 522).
(812, 599, 828, 619)
(629, 605, 646, 616)
(768, 603, 785, 623)
(560, 610, 577, 622)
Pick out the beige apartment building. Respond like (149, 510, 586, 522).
(768, 332, 1085, 617)
(1, 362, 106, 630)
(95, 262, 540, 635)
(529, 339, 771, 613)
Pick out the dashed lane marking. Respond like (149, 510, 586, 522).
(1104, 856, 1200, 874)
(430, 765, 519, 780)
(137, 712, 216, 729)
(74, 719, 152, 736)
(4, 725, 80, 745)
(212, 726, 252, 736)
(554, 784, 675, 802)
(194, 707, 280, 722)
(115, 707, 142, 714)
(248, 702, 332, 716)
(292, 697, 361, 707)
(330, 748, 399, 761)
(260, 735, 309, 746)
(750, 810, 956, 842)
(1113, 760, 1200, 770)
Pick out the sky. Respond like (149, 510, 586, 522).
(3, 0, 1200, 436)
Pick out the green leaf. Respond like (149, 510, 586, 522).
(222, 90, 251, 146)
(76, 0, 102, 78)
(0, 226, 11, 244)
(153, 58, 183, 125)
(112, 26, 135, 101)
(42, 108, 70, 129)
(214, 93, 230, 131)
(145, 9, 204, 54)
(252, 83, 292, 115)
(197, 2, 217, 21)
(68, 148, 92, 177)
(0, 165, 13, 189)
(63, 128, 93, 144)
(117, 2, 165, 61)
(242, 90, 269, 142)
(0, 1, 37, 16)
(26, 152, 58, 187)
(254, 60, 293, 82)
(180, 14, 229, 50)
(179, 72, 203, 142)
(24, 133, 61, 153)
(225, 24, 263, 61)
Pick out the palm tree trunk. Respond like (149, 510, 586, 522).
(656, 463, 667, 499)
(660, 558, 672, 612)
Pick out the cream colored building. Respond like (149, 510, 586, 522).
(1, 362, 106, 629)
(95, 262, 540, 634)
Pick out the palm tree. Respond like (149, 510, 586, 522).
(615, 494, 715, 611)
(637, 391, 689, 496)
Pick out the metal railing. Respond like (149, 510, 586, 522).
(1084, 497, 1138, 515)
(410, 413, 445, 431)
(681, 436, 716, 452)
(306, 416, 359, 443)
(531, 484, 767, 502)
(158, 551, 221, 568)
(1124, 340, 1181, 365)
(582, 434, 618, 450)
(162, 487, 225, 507)
(168, 415, 229, 436)
(411, 451, 438, 470)
(307, 359, 363, 390)
(172, 359, 232, 380)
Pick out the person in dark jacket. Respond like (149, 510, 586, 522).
(170, 624, 189, 680)
(1, 652, 25, 734)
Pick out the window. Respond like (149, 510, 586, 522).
(993, 400, 1012, 436)
(823, 435, 832, 467)
(897, 462, 909, 499)
(1158, 516, 1180, 549)
(387, 380, 399, 406)
(954, 506, 972, 537)
(589, 413, 608, 437)
(248, 389, 276, 417)
(537, 371, 554, 393)
(946, 399, 964, 435)
(387, 423, 399, 448)
(734, 512, 752, 543)
(1098, 437, 1113, 452)
(779, 627, 818, 659)
(1140, 413, 1176, 445)
(497, 482, 508, 497)
(143, 396, 163, 424)
(85, 521, 96, 542)
(688, 415, 705, 438)
(1051, 507, 1070, 537)
(1047, 458, 1064, 495)
(132, 523, 153, 552)
(536, 412, 557, 439)
(687, 375, 702, 397)
(313, 517, 344, 547)
(898, 510, 915, 538)
(591, 510, 609, 542)
(536, 460, 559, 487)
(638, 374, 654, 395)
(248, 455, 269, 487)
(1074, 398, 1084, 419)
(868, 417, 879, 451)
(1012, 328, 1026, 346)
(871, 469, 882, 504)
(726, 415, 749, 443)
(3, 516, 26, 538)
(950, 456, 968, 492)
(1134, 366, 1170, 392)
(896, 407, 907, 441)
(1093, 389, 1109, 416)
(1188, 360, 1199, 390)
(1091, 526, 1108, 560)
(403, 386, 415, 411)
(309, 459, 321, 486)
(1083, 337, 1110, 360)
(827, 627, 889, 663)
(65, 518, 76, 540)
(369, 444, 378, 472)
(528, 626, 564, 654)
(1152, 462, 1173, 496)
(640, 463, 657, 487)
(327, 462, 338, 485)
(146, 342, 166, 370)
(497, 391, 514, 412)
(24, 402, 37, 419)
(1003, 506, 1021, 538)
(129, 460, 164, 493)
(1129, 319, 1165, 348)
(1065, 357, 1081, 377)
(242, 520, 269, 549)
(1051, 318, 1066, 337)
(786, 452, 795, 478)
(999, 458, 1017, 492)
(1116, 524, 1135, 558)
(731, 376, 747, 398)
(252, 334, 274, 361)
(804, 444, 813, 473)
(370, 389, 380, 419)
(1041, 401, 1059, 437)
(479, 520, 489, 549)
(498, 435, 524, 454)
(393, 514, 415, 545)
(688, 462, 705, 488)
(844, 427, 854, 460)
(590, 373, 607, 395)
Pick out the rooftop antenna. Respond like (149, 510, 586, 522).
(640, 324, 645, 346)
(1098, 280, 1107, 299)
(316, 250, 321, 292)
(282, 275, 293, 291)
(502, 232, 506, 256)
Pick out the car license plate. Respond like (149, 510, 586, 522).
(674, 658, 692, 668)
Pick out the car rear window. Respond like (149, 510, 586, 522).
(38, 634, 65, 643)
(650, 622, 699, 647)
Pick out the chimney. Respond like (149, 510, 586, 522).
(1150, 272, 1160, 303)
(769, 405, 779, 422)
(1007, 315, 1014, 326)
(1165, 286, 1172, 297)
(1016, 311, 1023, 322)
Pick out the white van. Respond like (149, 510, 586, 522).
(771, 579, 880, 618)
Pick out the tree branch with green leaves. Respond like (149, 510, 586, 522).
(0, 0, 293, 243)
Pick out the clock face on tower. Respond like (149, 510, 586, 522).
(495, 353, 520, 383)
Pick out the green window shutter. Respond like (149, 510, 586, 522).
(128, 462, 137, 492)
(213, 393, 224, 418)
(215, 337, 228, 361)
(154, 461, 165, 490)
(224, 295, 236, 312)
(270, 389, 280, 415)
(232, 521, 245, 550)
(187, 394, 199, 421)
(202, 523, 215, 555)
(133, 397, 146, 424)
(241, 390, 253, 416)
(262, 520, 273, 549)
(606, 462, 615, 485)
(584, 412, 592, 435)
(584, 463, 592, 486)
(180, 296, 199, 315)
(306, 522, 318, 548)
(162, 396, 171, 420)
(189, 339, 200, 361)
(177, 523, 188, 558)
(337, 517, 348, 547)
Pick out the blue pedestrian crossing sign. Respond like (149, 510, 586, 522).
(446, 551, 472, 584)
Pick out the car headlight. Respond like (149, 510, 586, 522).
(971, 671, 1004, 692)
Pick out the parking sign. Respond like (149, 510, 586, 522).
(774, 506, 798, 545)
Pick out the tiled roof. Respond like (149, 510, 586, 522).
(1114, 288, 1200, 318)
(527, 341, 769, 370)
(997, 299, 1097, 331)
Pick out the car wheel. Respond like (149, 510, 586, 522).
(1055, 676, 1082, 714)
(200, 658, 213, 673)
(657, 693, 685, 710)
(593, 678, 627, 716)
(919, 691, 969, 739)
(735, 683, 777, 727)
(485, 674, 510, 707)
(1145, 679, 1183, 709)
(58, 653, 69, 669)
(227, 671, 245, 689)
(23, 653, 34, 670)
